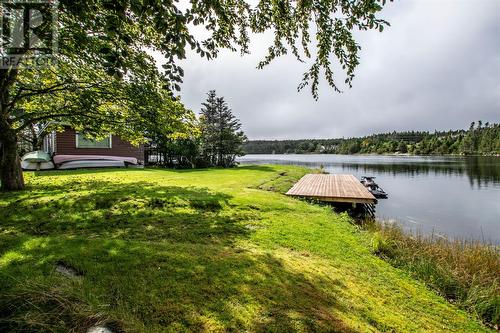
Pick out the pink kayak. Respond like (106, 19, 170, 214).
(53, 155, 138, 165)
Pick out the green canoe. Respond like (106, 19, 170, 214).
(22, 150, 51, 163)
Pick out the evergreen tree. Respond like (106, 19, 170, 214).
(200, 91, 246, 167)
(199, 91, 218, 166)
(397, 141, 408, 153)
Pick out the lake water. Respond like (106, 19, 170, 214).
(237, 154, 500, 243)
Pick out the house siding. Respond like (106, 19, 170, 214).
(55, 128, 144, 162)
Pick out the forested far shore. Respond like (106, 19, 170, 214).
(244, 121, 500, 156)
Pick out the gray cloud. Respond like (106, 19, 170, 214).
(176, 0, 500, 139)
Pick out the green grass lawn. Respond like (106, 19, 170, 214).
(0, 166, 492, 332)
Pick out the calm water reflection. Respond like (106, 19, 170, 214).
(238, 154, 500, 242)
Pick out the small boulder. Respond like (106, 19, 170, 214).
(55, 260, 83, 278)
(87, 326, 113, 333)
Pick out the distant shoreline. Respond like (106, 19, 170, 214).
(241, 152, 500, 157)
(243, 123, 500, 156)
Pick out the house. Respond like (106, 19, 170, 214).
(43, 127, 144, 163)
(22, 126, 145, 170)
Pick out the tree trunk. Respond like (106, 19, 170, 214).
(0, 61, 23, 191)
(1, 135, 25, 191)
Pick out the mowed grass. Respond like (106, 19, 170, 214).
(0, 166, 493, 332)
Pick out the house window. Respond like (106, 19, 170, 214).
(75, 134, 112, 148)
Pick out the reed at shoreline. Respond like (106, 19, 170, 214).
(358, 219, 499, 328)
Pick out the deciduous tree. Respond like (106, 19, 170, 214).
(0, 0, 390, 190)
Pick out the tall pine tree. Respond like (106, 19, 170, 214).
(200, 91, 246, 167)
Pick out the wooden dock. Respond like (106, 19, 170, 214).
(286, 174, 377, 204)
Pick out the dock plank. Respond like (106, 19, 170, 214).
(286, 174, 376, 204)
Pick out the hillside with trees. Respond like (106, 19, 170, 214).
(244, 122, 500, 156)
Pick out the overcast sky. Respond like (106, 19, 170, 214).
(176, 0, 500, 140)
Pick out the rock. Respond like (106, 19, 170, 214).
(55, 261, 82, 278)
(87, 326, 113, 333)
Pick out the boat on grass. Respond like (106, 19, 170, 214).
(57, 159, 126, 170)
(53, 155, 138, 165)
(21, 160, 55, 171)
(21, 152, 139, 170)
(21, 151, 55, 170)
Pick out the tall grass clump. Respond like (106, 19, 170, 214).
(367, 221, 499, 328)
(0, 279, 124, 333)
